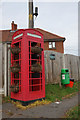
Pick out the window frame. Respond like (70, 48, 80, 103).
(49, 42, 56, 49)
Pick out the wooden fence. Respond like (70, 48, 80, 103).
(0, 43, 80, 95)
(44, 50, 80, 84)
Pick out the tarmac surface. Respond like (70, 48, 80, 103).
(1, 93, 79, 119)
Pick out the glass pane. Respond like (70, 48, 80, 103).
(49, 45, 52, 48)
(52, 42, 55, 48)
(49, 42, 51, 45)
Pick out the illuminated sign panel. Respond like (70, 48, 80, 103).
(13, 33, 23, 40)
(27, 33, 41, 39)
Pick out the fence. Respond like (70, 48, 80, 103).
(44, 50, 80, 84)
(0, 44, 80, 95)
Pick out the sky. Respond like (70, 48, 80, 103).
(0, 0, 79, 56)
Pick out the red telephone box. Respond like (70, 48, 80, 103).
(10, 29, 45, 104)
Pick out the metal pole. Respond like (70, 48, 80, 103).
(28, 0, 34, 28)
(8, 44, 11, 96)
(0, 43, 3, 95)
(63, 53, 65, 68)
(4, 43, 8, 96)
(52, 60, 54, 80)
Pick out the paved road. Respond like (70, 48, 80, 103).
(1, 93, 79, 119)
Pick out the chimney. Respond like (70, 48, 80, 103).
(11, 21, 17, 31)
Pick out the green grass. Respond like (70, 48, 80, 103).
(45, 81, 79, 102)
(2, 96, 11, 103)
(2, 81, 80, 103)
(64, 104, 80, 119)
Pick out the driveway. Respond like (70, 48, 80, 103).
(1, 93, 79, 119)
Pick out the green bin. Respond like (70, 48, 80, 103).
(61, 68, 70, 84)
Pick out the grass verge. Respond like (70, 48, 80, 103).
(2, 81, 79, 110)
(2, 96, 11, 103)
(45, 81, 80, 102)
(63, 104, 80, 118)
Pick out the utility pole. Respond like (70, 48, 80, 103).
(29, 0, 34, 28)
(28, 0, 38, 28)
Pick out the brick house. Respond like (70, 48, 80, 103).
(0, 21, 65, 53)
(35, 28, 65, 53)
(0, 21, 65, 96)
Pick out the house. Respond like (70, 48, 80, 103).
(0, 21, 65, 96)
(35, 28, 65, 53)
(0, 21, 65, 53)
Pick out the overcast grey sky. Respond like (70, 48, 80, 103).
(0, 0, 78, 56)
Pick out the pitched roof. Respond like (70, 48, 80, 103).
(0, 28, 65, 42)
(35, 28, 65, 42)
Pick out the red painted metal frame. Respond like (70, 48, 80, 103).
(11, 29, 45, 102)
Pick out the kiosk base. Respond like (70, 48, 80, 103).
(11, 97, 45, 106)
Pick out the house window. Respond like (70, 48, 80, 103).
(49, 42, 52, 48)
(52, 42, 55, 48)
(49, 42, 56, 49)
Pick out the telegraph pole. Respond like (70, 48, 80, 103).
(28, 0, 38, 28)
(29, 0, 34, 28)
